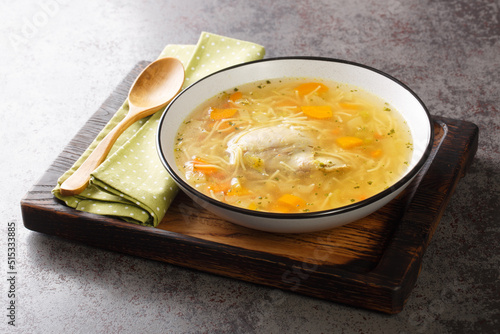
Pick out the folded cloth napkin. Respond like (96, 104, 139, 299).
(53, 32, 265, 227)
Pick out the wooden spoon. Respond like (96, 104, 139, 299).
(59, 57, 185, 196)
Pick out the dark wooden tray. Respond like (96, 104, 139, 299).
(21, 61, 479, 314)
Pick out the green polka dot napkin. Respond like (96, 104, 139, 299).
(53, 32, 265, 226)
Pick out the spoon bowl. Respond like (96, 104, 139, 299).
(129, 59, 184, 108)
(60, 57, 185, 196)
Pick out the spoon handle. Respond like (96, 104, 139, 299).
(59, 109, 142, 196)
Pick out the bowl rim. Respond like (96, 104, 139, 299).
(157, 56, 434, 219)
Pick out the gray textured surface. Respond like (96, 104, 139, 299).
(1, 0, 499, 333)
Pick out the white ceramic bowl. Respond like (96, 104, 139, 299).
(157, 57, 433, 233)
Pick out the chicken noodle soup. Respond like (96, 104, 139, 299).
(174, 78, 413, 213)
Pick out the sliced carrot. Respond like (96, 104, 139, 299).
(247, 202, 258, 211)
(226, 184, 250, 196)
(336, 136, 364, 149)
(269, 203, 292, 213)
(277, 194, 307, 209)
(229, 91, 242, 102)
(339, 102, 362, 110)
(209, 107, 238, 120)
(226, 178, 251, 196)
(371, 149, 382, 158)
(191, 157, 219, 175)
(374, 132, 385, 140)
(207, 182, 231, 193)
(295, 82, 329, 96)
(300, 105, 332, 119)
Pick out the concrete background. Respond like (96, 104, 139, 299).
(1, 0, 498, 333)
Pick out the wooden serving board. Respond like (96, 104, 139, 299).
(21, 61, 479, 314)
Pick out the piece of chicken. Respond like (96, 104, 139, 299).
(226, 124, 347, 174)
